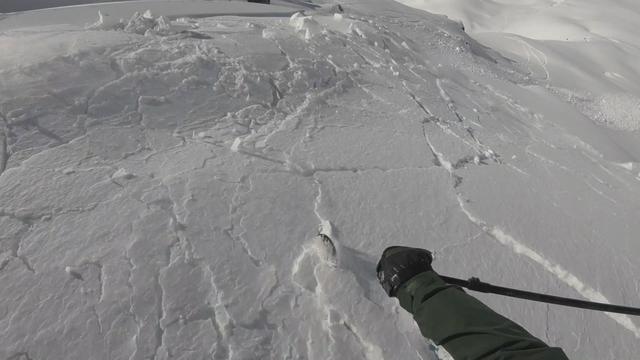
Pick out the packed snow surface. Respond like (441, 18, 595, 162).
(1, 0, 640, 359)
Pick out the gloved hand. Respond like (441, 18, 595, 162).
(376, 246, 433, 297)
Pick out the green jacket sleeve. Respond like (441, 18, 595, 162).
(396, 271, 569, 360)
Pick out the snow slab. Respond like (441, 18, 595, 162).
(0, 0, 639, 359)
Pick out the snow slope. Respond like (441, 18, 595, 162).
(395, 0, 640, 131)
(1, 0, 639, 359)
(0, 0, 139, 13)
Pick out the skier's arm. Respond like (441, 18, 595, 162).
(376, 246, 569, 360)
(396, 271, 569, 359)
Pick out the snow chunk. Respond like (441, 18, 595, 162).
(230, 137, 242, 152)
(85, 10, 125, 31)
(86, 9, 179, 35)
(349, 22, 366, 38)
(112, 168, 135, 180)
(123, 10, 176, 35)
(616, 162, 635, 171)
(289, 12, 323, 40)
(124, 11, 158, 35)
(65, 266, 84, 280)
(156, 15, 172, 32)
(86, 10, 106, 29)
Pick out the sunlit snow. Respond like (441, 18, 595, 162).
(1, 0, 639, 359)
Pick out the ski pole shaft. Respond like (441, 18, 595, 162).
(439, 275, 640, 316)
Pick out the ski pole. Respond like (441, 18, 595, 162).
(439, 275, 640, 316)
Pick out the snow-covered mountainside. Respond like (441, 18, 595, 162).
(396, 0, 640, 131)
(1, 0, 639, 359)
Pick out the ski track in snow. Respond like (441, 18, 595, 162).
(400, 75, 640, 341)
(411, 71, 640, 340)
(0, 0, 639, 359)
(457, 198, 640, 339)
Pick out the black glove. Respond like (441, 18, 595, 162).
(376, 246, 433, 297)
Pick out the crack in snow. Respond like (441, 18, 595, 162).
(78, 260, 105, 302)
(91, 305, 104, 335)
(0, 215, 36, 273)
(451, 151, 500, 170)
(14, 255, 34, 273)
(545, 303, 551, 343)
(268, 77, 283, 108)
(283, 163, 435, 178)
(405, 71, 640, 340)
(204, 265, 231, 360)
(407, 81, 502, 172)
(312, 177, 332, 238)
(436, 78, 465, 122)
(527, 148, 620, 204)
(152, 238, 179, 360)
(405, 87, 473, 191)
(123, 247, 143, 360)
(234, 146, 287, 168)
(225, 176, 263, 267)
(124, 250, 136, 315)
(0, 201, 103, 227)
(406, 89, 435, 120)
(0, 127, 8, 176)
(421, 122, 453, 172)
(13, 113, 66, 145)
(402, 85, 454, 170)
(0, 256, 11, 273)
(7, 352, 33, 360)
(342, 319, 384, 360)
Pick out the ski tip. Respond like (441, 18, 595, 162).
(313, 232, 339, 268)
(318, 233, 337, 258)
(318, 220, 333, 238)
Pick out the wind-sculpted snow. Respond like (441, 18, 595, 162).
(0, 0, 639, 359)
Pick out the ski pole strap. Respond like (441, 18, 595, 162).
(439, 275, 640, 316)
